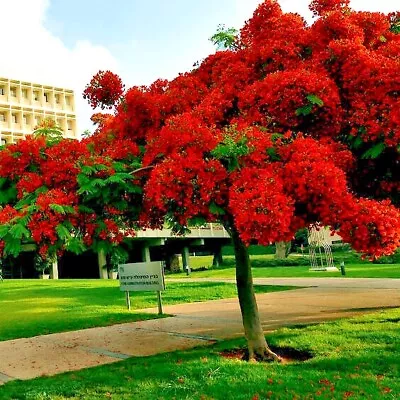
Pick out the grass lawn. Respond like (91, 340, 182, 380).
(0, 279, 292, 342)
(172, 255, 400, 279)
(1, 308, 399, 399)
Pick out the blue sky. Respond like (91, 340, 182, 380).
(44, 0, 262, 87)
(0, 0, 397, 132)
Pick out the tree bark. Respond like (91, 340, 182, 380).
(231, 228, 281, 362)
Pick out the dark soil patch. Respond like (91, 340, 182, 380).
(219, 346, 313, 364)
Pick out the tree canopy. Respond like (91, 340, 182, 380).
(0, 0, 399, 262)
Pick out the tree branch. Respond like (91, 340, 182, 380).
(129, 165, 154, 175)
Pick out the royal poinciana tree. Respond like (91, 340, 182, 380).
(0, 0, 399, 360)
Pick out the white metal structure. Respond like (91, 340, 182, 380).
(308, 227, 338, 271)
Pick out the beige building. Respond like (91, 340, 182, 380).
(0, 77, 77, 145)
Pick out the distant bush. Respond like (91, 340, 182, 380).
(372, 249, 400, 264)
(222, 244, 275, 256)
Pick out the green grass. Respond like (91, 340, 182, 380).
(1, 308, 399, 399)
(0, 280, 292, 342)
(172, 255, 400, 279)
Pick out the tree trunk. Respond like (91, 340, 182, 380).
(231, 228, 281, 362)
(275, 241, 291, 259)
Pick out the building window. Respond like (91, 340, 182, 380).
(0, 87, 5, 96)
(0, 113, 5, 122)
(10, 87, 17, 97)
(65, 96, 71, 106)
(21, 89, 28, 98)
(1, 138, 7, 146)
(55, 94, 60, 104)
(33, 91, 39, 101)
(11, 114, 18, 123)
(44, 93, 49, 102)
(67, 121, 73, 131)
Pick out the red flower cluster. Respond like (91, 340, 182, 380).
(83, 70, 124, 110)
(309, 0, 350, 17)
(229, 166, 295, 245)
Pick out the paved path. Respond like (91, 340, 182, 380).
(0, 280, 399, 384)
(167, 277, 400, 289)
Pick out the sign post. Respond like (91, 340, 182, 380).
(157, 291, 163, 315)
(118, 262, 165, 312)
(126, 291, 131, 311)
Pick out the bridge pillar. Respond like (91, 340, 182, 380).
(142, 244, 151, 263)
(98, 250, 108, 279)
(181, 246, 191, 275)
(50, 258, 59, 280)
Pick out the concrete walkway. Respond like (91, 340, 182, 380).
(167, 277, 400, 289)
(0, 280, 399, 384)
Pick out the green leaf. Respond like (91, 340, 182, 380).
(91, 179, 107, 188)
(209, 202, 226, 216)
(56, 225, 71, 240)
(295, 104, 313, 117)
(352, 136, 364, 149)
(49, 204, 75, 214)
(65, 237, 86, 255)
(266, 147, 280, 161)
(4, 237, 22, 257)
(0, 225, 10, 239)
(78, 205, 95, 213)
(361, 142, 386, 159)
(80, 165, 96, 176)
(93, 164, 109, 172)
(9, 224, 30, 240)
(306, 94, 324, 107)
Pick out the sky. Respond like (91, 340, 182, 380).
(0, 0, 397, 133)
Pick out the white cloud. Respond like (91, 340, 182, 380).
(0, 0, 120, 133)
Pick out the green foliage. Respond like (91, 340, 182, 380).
(109, 246, 129, 270)
(49, 204, 76, 215)
(64, 237, 87, 255)
(210, 24, 238, 50)
(55, 225, 71, 240)
(33, 118, 64, 145)
(390, 16, 400, 34)
(296, 94, 324, 116)
(222, 244, 276, 256)
(0, 178, 17, 205)
(361, 142, 386, 159)
(306, 94, 324, 106)
(212, 128, 250, 171)
(9, 223, 30, 240)
(209, 202, 226, 216)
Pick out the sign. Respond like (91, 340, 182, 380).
(118, 262, 165, 292)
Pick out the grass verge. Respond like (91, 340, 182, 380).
(171, 255, 400, 279)
(0, 279, 292, 342)
(1, 308, 399, 399)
